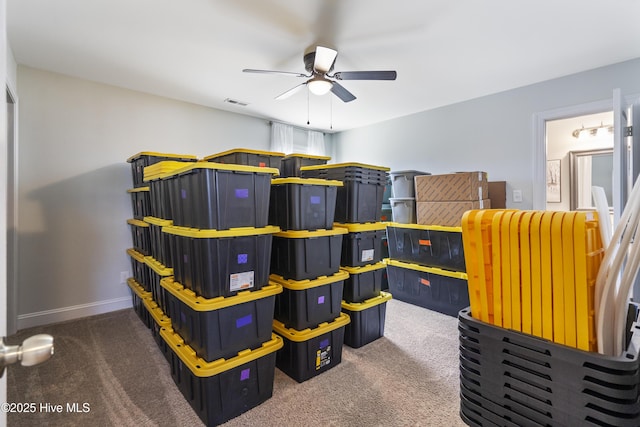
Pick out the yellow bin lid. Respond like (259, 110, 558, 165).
(160, 277, 282, 312)
(203, 148, 285, 161)
(385, 222, 462, 233)
(144, 160, 195, 181)
(142, 298, 171, 327)
(160, 328, 283, 377)
(127, 248, 146, 263)
(383, 258, 468, 281)
(127, 278, 152, 300)
(127, 151, 197, 163)
(269, 270, 349, 291)
(127, 187, 150, 193)
(283, 153, 331, 160)
(300, 162, 390, 172)
(274, 227, 347, 239)
(271, 177, 343, 187)
(159, 162, 280, 180)
(143, 216, 173, 227)
(340, 261, 387, 275)
(272, 312, 351, 342)
(127, 218, 149, 227)
(342, 291, 392, 312)
(162, 225, 280, 238)
(144, 256, 173, 276)
(334, 222, 387, 232)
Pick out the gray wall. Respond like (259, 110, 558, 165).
(334, 58, 640, 209)
(16, 66, 273, 327)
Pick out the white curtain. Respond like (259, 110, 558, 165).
(270, 122, 294, 154)
(307, 130, 326, 156)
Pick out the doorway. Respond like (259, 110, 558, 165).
(545, 112, 614, 215)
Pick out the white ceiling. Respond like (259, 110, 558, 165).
(7, 0, 640, 133)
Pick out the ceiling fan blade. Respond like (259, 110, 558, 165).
(332, 71, 397, 80)
(313, 46, 338, 73)
(330, 82, 356, 103)
(243, 69, 308, 78)
(275, 82, 307, 100)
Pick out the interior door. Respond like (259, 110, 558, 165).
(1, 2, 8, 423)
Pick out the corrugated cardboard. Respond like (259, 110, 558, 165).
(414, 171, 488, 202)
(488, 181, 507, 209)
(416, 199, 491, 227)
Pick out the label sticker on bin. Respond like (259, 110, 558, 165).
(235, 188, 249, 198)
(361, 249, 375, 262)
(236, 314, 252, 328)
(240, 368, 250, 381)
(237, 253, 248, 264)
(230, 271, 254, 291)
(310, 196, 321, 204)
(317, 296, 325, 304)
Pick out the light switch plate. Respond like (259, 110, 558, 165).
(513, 189, 523, 203)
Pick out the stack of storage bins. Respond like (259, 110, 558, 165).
(279, 153, 331, 177)
(203, 148, 285, 170)
(301, 163, 392, 349)
(126, 152, 198, 330)
(154, 159, 283, 426)
(384, 224, 470, 317)
(268, 173, 351, 382)
(388, 170, 429, 224)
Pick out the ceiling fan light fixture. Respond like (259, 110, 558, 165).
(307, 76, 333, 96)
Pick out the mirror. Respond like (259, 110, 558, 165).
(569, 148, 613, 210)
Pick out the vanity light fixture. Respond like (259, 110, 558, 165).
(572, 122, 614, 139)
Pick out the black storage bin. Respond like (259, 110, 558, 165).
(341, 292, 392, 348)
(127, 187, 151, 220)
(300, 163, 389, 223)
(270, 270, 348, 330)
(143, 161, 188, 220)
(164, 225, 278, 299)
(269, 177, 341, 231)
(337, 222, 387, 268)
(127, 151, 197, 188)
(386, 223, 466, 272)
(161, 277, 281, 362)
(280, 153, 330, 177)
(144, 256, 172, 315)
(203, 148, 284, 170)
(270, 227, 347, 281)
(127, 218, 151, 257)
(126, 278, 152, 328)
(163, 162, 278, 230)
(143, 298, 171, 363)
(162, 328, 282, 427)
(127, 248, 151, 291)
(459, 304, 640, 427)
(272, 312, 350, 383)
(340, 262, 386, 303)
(144, 216, 173, 268)
(385, 258, 469, 317)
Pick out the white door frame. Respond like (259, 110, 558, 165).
(532, 99, 614, 210)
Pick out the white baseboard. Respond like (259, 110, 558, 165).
(17, 296, 133, 330)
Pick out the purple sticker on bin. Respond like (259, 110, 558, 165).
(320, 338, 329, 349)
(317, 295, 325, 304)
(236, 314, 252, 328)
(237, 253, 248, 264)
(235, 188, 249, 198)
(181, 188, 187, 199)
(310, 196, 321, 204)
(240, 368, 250, 381)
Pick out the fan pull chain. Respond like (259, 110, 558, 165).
(307, 88, 310, 125)
(330, 94, 333, 130)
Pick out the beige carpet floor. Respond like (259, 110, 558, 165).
(7, 299, 467, 426)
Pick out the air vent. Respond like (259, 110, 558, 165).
(224, 98, 249, 107)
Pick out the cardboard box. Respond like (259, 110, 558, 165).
(488, 181, 506, 209)
(414, 172, 488, 202)
(416, 199, 491, 227)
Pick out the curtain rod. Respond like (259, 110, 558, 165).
(268, 120, 325, 135)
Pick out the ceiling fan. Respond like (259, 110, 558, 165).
(243, 46, 397, 103)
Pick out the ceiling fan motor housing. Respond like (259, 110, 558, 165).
(304, 51, 334, 74)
